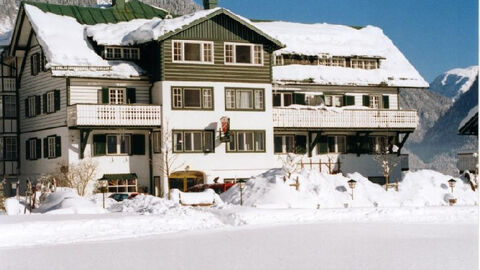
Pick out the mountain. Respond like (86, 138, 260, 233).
(429, 65, 479, 101)
(399, 88, 452, 143)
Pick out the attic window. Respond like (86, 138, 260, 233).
(103, 47, 140, 60)
(351, 59, 379, 69)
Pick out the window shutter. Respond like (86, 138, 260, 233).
(54, 90, 61, 111)
(293, 93, 306, 105)
(35, 96, 41, 115)
(55, 136, 61, 157)
(40, 51, 44, 72)
(93, 134, 106, 156)
(101, 87, 109, 104)
(382, 95, 390, 109)
(25, 140, 30, 160)
(30, 55, 34, 76)
(43, 93, 47, 114)
(24, 99, 29, 117)
(317, 136, 328, 154)
(127, 88, 136, 104)
(41, 51, 47, 72)
(132, 134, 145, 155)
(43, 137, 48, 158)
(35, 138, 41, 160)
(362, 95, 370, 107)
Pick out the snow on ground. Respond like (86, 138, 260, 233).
(221, 169, 477, 209)
(34, 189, 106, 215)
(254, 21, 428, 87)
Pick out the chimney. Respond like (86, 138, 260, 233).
(203, 0, 218, 9)
(113, 0, 125, 9)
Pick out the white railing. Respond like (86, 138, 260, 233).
(2, 78, 15, 92)
(457, 152, 478, 173)
(67, 104, 162, 127)
(273, 108, 418, 129)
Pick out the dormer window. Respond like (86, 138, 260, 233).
(351, 58, 379, 69)
(172, 40, 214, 64)
(103, 47, 140, 60)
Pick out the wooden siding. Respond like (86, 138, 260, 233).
(69, 78, 151, 105)
(19, 40, 67, 132)
(162, 14, 273, 83)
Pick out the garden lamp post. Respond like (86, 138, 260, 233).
(99, 179, 108, 209)
(448, 179, 456, 194)
(347, 179, 357, 200)
(238, 179, 246, 206)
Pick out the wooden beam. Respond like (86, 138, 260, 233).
(79, 129, 92, 159)
(308, 131, 322, 158)
(397, 132, 410, 156)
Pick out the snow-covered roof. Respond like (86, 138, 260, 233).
(86, 8, 222, 45)
(254, 21, 428, 88)
(24, 4, 146, 79)
(459, 105, 478, 131)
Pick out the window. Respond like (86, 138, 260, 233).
(107, 134, 131, 155)
(26, 96, 40, 118)
(103, 47, 140, 60)
(108, 178, 137, 193)
(43, 135, 62, 159)
(370, 136, 389, 154)
(0, 137, 17, 161)
(369, 95, 381, 109)
(46, 91, 55, 113)
(327, 136, 346, 153)
(172, 40, 214, 64)
(171, 87, 214, 110)
(109, 88, 125, 104)
(351, 59, 379, 69)
(227, 130, 265, 152)
(331, 58, 346, 67)
(1, 96, 16, 118)
(225, 88, 264, 111)
(274, 135, 295, 154)
(26, 138, 40, 160)
(274, 55, 284, 66)
(324, 95, 343, 107)
(172, 130, 215, 153)
(273, 92, 293, 107)
(153, 131, 162, 153)
(224, 43, 263, 65)
(31, 53, 40, 76)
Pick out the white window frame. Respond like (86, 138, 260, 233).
(171, 40, 214, 64)
(369, 95, 381, 109)
(104, 47, 141, 60)
(28, 96, 36, 117)
(109, 88, 126, 105)
(46, 91, 55, 113)
(324, 95, 343, 107)
(171, 87, 213, 110)
(106, 134, 131, 155)
(47, 136, 56, 158)
(31, 53, 40, 75)
(224, 42, 264, 66)
(227, 130, 265, 153)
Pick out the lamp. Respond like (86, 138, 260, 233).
(347, 179, 357, 200)
(448, 179, 456, 194)
(99, 179, 108, 209)
(238, 179, 246, 206)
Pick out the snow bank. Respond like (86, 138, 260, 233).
(254, 21, 428, 87)
(109, 194, 178, 214)
(221, 169, 477, 208)
(4, 197, 25, 215)
(35, 189, 105, 214)
(170, 189, 222, 205)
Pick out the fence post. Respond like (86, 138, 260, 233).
(309, 158, 313, 169)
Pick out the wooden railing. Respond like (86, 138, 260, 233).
(457, 152, 478, 173)
(2, 77, 15, 92)
(67, 104, 162, 127)
(273, 108, 418, 129)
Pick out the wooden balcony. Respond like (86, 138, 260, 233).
(273, 108, 418, 130)
(67, 104, 162, 127)
(457, 152, 478, 173)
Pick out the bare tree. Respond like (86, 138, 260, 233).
(278, 153, 301, 179)
(158, 123, 184, 197)
(373, 136, 399, 191)
(52, 159, 98, 196)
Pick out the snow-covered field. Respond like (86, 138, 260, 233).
(0, 169, 478, 270)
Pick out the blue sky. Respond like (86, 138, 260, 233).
(194, 0, 478, 82)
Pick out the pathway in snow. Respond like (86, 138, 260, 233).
(0, 221, 476, 270)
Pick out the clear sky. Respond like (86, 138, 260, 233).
(194, 0, 478, 83)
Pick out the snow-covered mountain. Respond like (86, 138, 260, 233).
(429, 65, 479, 101)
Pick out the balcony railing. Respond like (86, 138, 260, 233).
(67, 104, 162, 127)
(457, 152, 478, 173)
(273, 108, 418, 129)
(2, 77, 15, 92)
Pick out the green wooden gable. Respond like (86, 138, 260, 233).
(22, 0, 168, 25)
